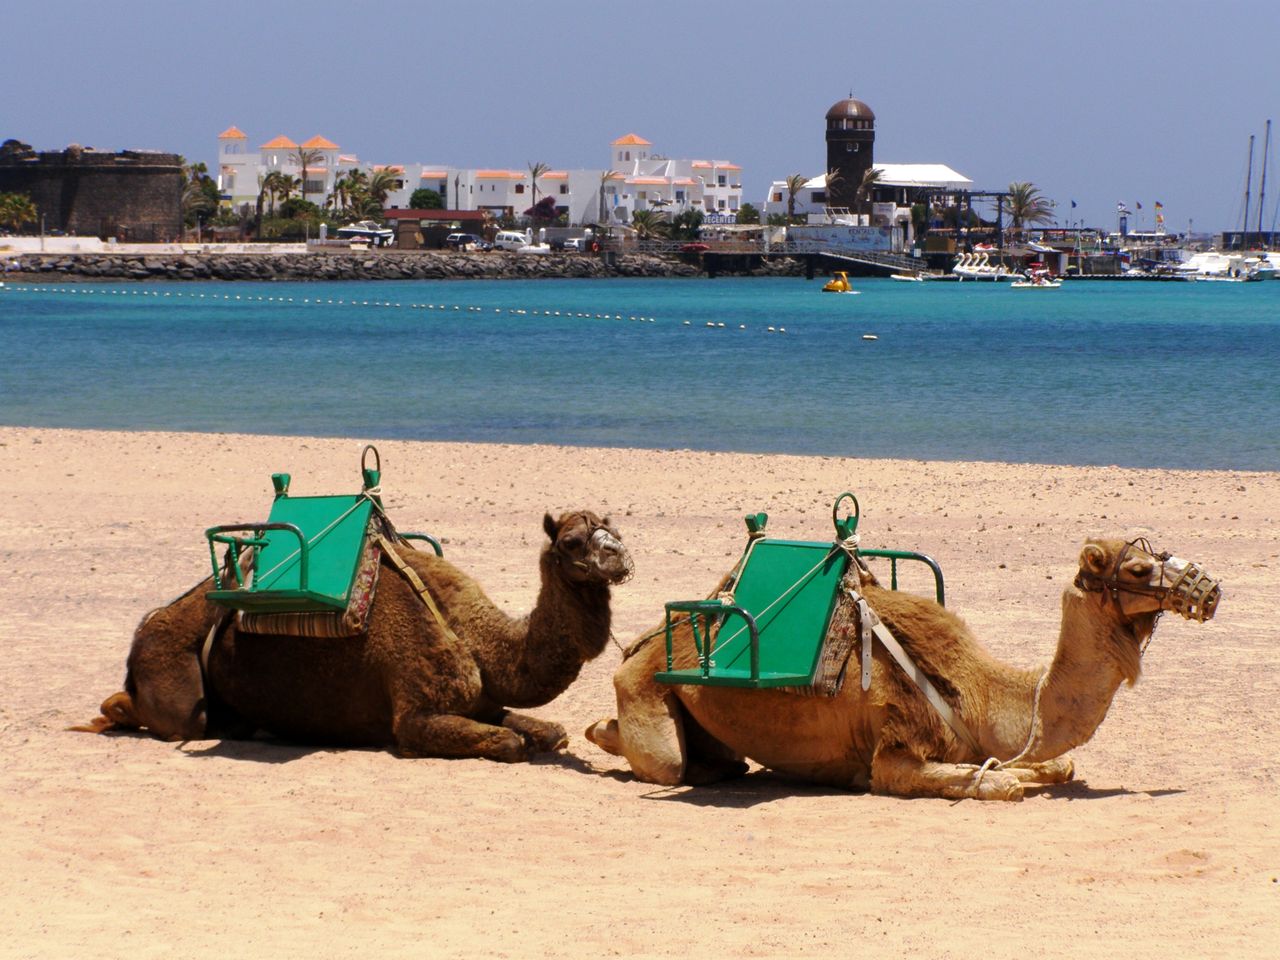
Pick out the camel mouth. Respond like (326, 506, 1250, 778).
(1166, 559, 1220, 622)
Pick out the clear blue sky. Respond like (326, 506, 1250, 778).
(5, 0, 1278, 234)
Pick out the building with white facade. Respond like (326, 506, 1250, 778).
(763, 164, 972, 224)
(215, 127, 745, 227)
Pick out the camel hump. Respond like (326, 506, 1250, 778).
(68, 691, 140, 734)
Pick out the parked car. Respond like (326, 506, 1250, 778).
(493, 230, 531, 251)
(681, 242, 710, 253)
(444, 232, 490, 251)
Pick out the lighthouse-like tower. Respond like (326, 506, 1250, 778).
(824, 95, 875, 211)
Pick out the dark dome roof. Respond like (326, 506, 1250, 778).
(826, 97, 875, 121)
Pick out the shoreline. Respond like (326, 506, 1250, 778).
(1, 249, 797, 282)
(3, 425, 1277, 956)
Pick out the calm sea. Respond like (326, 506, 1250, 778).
(1, 276, 1277, 470)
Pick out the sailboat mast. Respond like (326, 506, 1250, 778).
(1241, 135, 1254, 249)
(1257, 119, 1271, 243)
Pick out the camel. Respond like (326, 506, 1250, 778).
(586, 536, 1220, 800)
(82, 511, 633, 762)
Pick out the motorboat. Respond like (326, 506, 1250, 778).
(889, 272, 926, 282)
(822, 271, 858, 293)
(1176, 250, 1264, 281)
(1010, 269, 1061, 289)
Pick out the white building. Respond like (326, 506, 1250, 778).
(763, 163, 972, 227)
(215, 128, 745, 227)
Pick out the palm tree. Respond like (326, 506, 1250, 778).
(365, 169, 399, 208)
(823, 167, 844, 211)
(258, 170, 288, 216)
(293, 147, 323, 203)
(784, 174, 808, 224)
(0, 191, 37, 232)
(597, 169, 619, 224)
(629, 209, 669, 240)
(1006, 181, 1055, 239)
(527, 161, 550, 223)
(276, 174, 301, 206)
(856, 167, 884, 221)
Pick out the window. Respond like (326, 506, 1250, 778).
(812, 191, 826, 203)
(225, 174, 235, 192)
(675, 190, 685, 202)
(625, 151, 631, 161)
(772, 192, 782, 202)
(515, 184, 525, 194)
(717, 199, 726, 210)
(559, 184, 568, 194)
(717, 175, 726, 186)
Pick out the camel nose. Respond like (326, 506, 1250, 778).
(1166, 557, 1220, 622)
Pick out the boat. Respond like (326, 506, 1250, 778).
(335, 220, 394, 247)
(1176, 251, 1265, 281)
(1010, 268, 1061, 289)
(821, 271, 859, 293)
(889, 272, 927, 282)
(952, 251, 1015, 281)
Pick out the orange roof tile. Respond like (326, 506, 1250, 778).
(628, 177, 669, 185)
(475, 170, 524, 179)
(612, 133, 652, 146)
(260, 135, 298, 149)
(606, 172, 627, 180)
(301, 135, 339, 150)
(218, 125, 247, 140)
(374, 164, 405, 173)
(541, 171, 568, 179)
(716, 162, 741, 170)
(691, 161, 712, 168)
(420, 171, 449, 179)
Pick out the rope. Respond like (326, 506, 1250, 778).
(969, 668, 1049, 792)
(709, 545, 842, 658)
(253, 491, 378, 587)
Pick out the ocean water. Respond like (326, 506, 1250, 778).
(1, 276, 1277, 470)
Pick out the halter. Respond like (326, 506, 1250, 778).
(554, 515, 634, 584)
(1073, 537, 1220, 624)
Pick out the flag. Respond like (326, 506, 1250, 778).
(1155, 201, 1163, 210)
(1136, 201, 1143, 210)
(1070, 199, 1077, 208)
(1156, 213, 1165, 224)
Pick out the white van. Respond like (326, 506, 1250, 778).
(493, 230, 529, 251)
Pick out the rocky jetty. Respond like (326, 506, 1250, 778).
(3, 250, 713, 282)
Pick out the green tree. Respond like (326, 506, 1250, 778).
(1006, 181, 1055, 238)
(669, 209, 703, 241)
(597, 169, 619, 224)
(365, 169, 399, 208)
(785, 173, 808, 223)
(409, 187, 444, 209)
(736, 202, 760, 225)
(181, 160, 219, 229)
(823, 167, 843, 210)
(0, 191, 37, 231)
(527, 161, 550, 223)
(766, 212, 789, 227)
(292, 147, 323, 204)
(629, 209, 669, 240)
(856, 167, 883, 220)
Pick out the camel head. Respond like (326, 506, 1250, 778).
(543, 511, 634, 586)
(1075, 537, 1220, 624)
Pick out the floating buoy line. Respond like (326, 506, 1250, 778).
(0, 283, 793, 333)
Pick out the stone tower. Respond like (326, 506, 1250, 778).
(824, 95, 875, 211)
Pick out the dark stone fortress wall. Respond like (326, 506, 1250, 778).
(0, 141, 183, 242)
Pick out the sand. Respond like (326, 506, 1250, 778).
(1, 426, 1276, 958)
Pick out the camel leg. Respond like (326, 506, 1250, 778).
(681, 711, 749, 785)
(500, 712, 568, 753)
(871, 745, 1024, 801)
(586, 673, 688, 786)
(1002, 756, 1075, 785)
(393, 712, 531, 763)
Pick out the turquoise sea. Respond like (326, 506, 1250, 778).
(1, 276, 1277, 470)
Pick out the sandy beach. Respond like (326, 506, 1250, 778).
(1, 425, 1276, 958)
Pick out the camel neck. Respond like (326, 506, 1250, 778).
(1011, 588, 1140, 763)
(478, 551, 612, 708)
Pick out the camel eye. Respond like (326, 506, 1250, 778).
(561, 534, 585, 551)
(1128, 561, 1153, 578)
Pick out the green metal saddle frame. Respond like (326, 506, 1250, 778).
(205, 445, 442, 615)
(655, 493, 944, 690)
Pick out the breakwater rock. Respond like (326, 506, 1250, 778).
(4, 250, 708, 282)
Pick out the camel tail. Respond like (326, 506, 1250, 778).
(68, 691, 141, 734)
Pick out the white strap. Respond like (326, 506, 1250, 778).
(850, 589, 983, 756)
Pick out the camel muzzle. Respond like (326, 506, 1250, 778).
(1165, 559, 1220, 622)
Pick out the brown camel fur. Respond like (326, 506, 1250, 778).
(586, 537, 1219, 800)
(81, 511, 633, 762)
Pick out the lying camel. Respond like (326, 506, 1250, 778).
(587, 537, 1219, 800)
(82, 511, 633, 762)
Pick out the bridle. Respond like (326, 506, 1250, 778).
(554, 515, 634, 584)
(1073, 537, 1220, 624)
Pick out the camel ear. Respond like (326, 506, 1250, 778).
(543, 512, 559, 542)
(1080, 543, 1109, 575)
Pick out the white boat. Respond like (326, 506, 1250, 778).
(1010, 278, 1062, 288)
(889, 272, 925, 282)
(1177, 250, 1264, 281)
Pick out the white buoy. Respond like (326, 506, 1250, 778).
(862, 334, 878, 341)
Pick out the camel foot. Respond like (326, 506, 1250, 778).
(69, 691, 140, 734)
(394, 713, 532, 763)
(501, 712, 568, 753)
(970, 769, 1025, 801)
(1006, 756, 1075, 786)
(584, 719, 622, 755)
